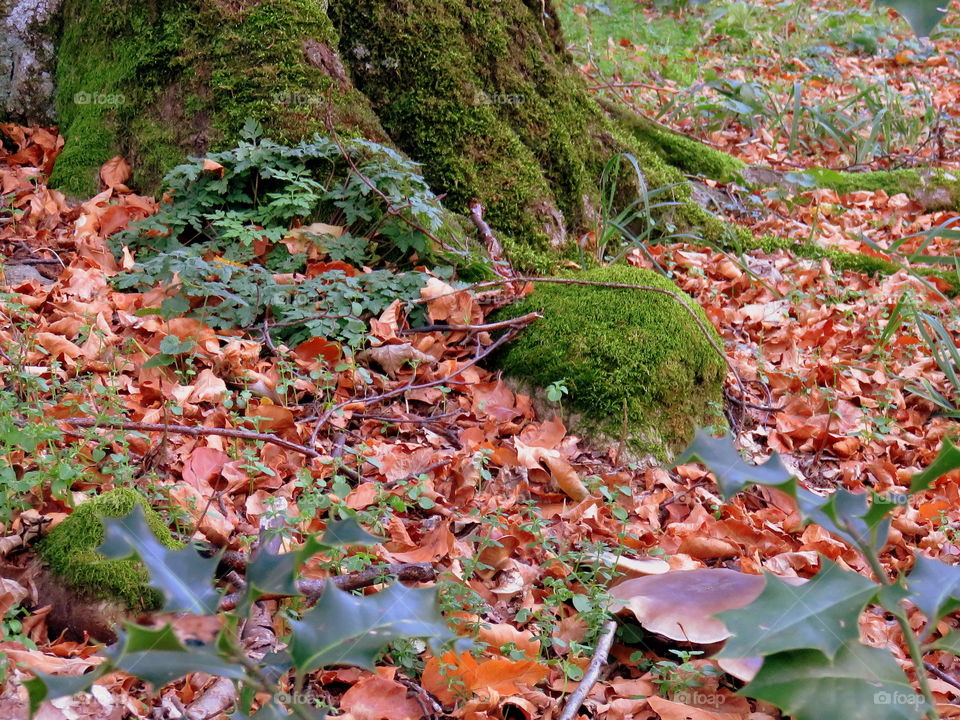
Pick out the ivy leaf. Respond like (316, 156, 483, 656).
(741, 643, 927, 720)
(107, 624, 245, 688)
(673, 430, 795, 500)
(288, 581, 453, 676)
(97, 506, 221, 614)
(718, 557, 877, 660)
(906, 554, 960, 635)
(911, 437, 960, 493)
(875, 0, 948, 37)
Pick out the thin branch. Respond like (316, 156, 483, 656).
(65, 417, 321, 458)
(400, 311, 541, 336)
(558, 619, 618, 720)
(218, 562, 436, 611)
(309, 328, 519, 436)
(925, 662, 960, 693)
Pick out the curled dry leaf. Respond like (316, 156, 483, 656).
(609, 568, 764, 644)
(99, 156, 131, 189)
(358, 343, 434, 376)
(599, 551, 670, 576)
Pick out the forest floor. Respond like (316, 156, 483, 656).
(1, 0, 960, 718)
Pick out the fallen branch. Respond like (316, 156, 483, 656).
(218, 562, 436, 611)
(557, 619, 618, 720)
(65, 417, 321, 458)
(309, 328, 519, 436)
(925, 662, 960, 693)
(400, 310, 541, 335)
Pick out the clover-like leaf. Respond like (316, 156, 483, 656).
(288, 581, 453, 676)
(906, 554, 960, 636)
(911, 437, 960, 494)
(674, 430, 795, 501)
(741, 643, 927, 720)
(97, 506, 221, 614)
(718, 557, 877, 660)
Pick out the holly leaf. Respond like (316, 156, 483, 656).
(674, 430, 795, 500)
(97, 506, 221, 614)
(320, 517, 383, 547)
(718, 557, 877, 660)
(288, 581, 454, 675)
(106, 624, 245, 689)
(906, 554, 960, 635)
(911, 437, 960, 494)
(24, 669, 105, 715)
(875, 0, 948, 37)
(801, 488, 892, 550)
(741, 643, 927, 720)
(929, 629, 960, 655)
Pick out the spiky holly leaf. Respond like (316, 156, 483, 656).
(930, 629, 960, 655)
(319, 517, 383, 547)
(24, 670, 105, 716)
(718, 557, 877, 660)
(911, 437, 960, 494)
(673, 430, 795, 500)
(288, 581, 454, 675)
(799, 488, 892, 551)
(875, 0, 948, 37)
(107, 624, 245, 689)
(97, 506, 221, 614)
(906, 554, 960, 635)
(741, 644, 927, 720)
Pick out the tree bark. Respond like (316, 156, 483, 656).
(2, 0, 738, 254)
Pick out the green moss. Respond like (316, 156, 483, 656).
(493, 265, 726, 460)
(793, 167, 922, 197)
(37, 488, 181, 611)
(51, 0, 386, 197)
(609, 104, 746, 183)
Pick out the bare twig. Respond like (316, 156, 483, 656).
(218, 562, 436, 611)
(400, 311, 541, 335)
(558, 619, 618, 720)
(309, 328, 519, 437)
(65, 417, 321, 458)
(925, 662, 960, 693)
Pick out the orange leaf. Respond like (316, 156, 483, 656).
(100, 156, 131, 189)
(339, 675, 423, 720)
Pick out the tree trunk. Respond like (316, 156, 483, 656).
(3, 0, 739, 256)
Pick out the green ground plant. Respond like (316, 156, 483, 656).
(677, 430, 960, 720)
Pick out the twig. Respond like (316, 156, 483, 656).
(355, 409, 462, 424)
(400, 311, 541, 335)
(65, 417, 321, 458)
(309, 328, 519, 436)
(558, 619, 618, 720)
(218, 562, 436, 611)
(925, 662, 960, 693)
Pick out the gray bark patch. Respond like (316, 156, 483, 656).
(0, 0, 62, 124)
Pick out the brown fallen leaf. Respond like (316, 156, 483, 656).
(358, 343, 434, 376)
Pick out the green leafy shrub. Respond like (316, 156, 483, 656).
(112, 121, 460, 344)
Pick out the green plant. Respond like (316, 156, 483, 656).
(110, 121, 460, 346)
(27, 508, 460, 718)
(675, 430, 960, 720)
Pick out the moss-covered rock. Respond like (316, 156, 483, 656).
(493, 265, 727, 460)
(37, 487, 180, 611)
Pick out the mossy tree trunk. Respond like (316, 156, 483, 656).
(15, 0, 736, 255)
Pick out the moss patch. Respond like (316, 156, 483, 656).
(51, 0, 386, 197)
(37, 487, 181, 611)
(493, 265, 726, 460)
